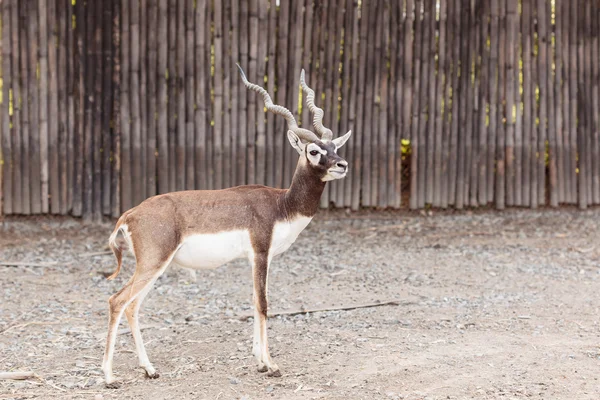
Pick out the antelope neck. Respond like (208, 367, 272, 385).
(283, 159, 326, 218)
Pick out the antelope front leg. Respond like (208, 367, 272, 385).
(251, 252, 281, 377)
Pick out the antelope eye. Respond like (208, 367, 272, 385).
(309, 150, 319, 156)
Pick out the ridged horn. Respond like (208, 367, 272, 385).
(299, 69, 333, 141)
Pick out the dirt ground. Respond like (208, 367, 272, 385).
(1, 208, 599, 400)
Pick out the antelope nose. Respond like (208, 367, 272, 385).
(337, 161, 348, 170)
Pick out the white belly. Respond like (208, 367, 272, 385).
(171, 216, 312, 269)
(172, 230, 252, 269)
(270, 216, 312, 257)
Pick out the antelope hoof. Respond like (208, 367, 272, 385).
(257, 365, 269, 373)
(267, 368, 282, 378)
(145, 370, 160, 379)
(105, 381, 122, 389)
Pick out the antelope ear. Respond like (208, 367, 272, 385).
(287, 130, 306, 154)
(332, 130, 352, 149)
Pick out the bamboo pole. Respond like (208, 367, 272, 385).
(425, 0, 436, 206)
(441, 0, 454, 208)
(22, 0, 33, 215)
(467, 1, 478, 207)
(264, 0, 276, 188)
(238, 0, 249, 187)
(456, 0, 470, 209)
(130, 0, 143, 204)
(512, 0, 522, 206)
(275, 0, 289, 189)
(139, 0, 148, 200)
(66, 0, 74, 212)
(592, 0, 600, 204)
(230, 0, 239, 186)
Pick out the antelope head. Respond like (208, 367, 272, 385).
(237, 65, 352, 182)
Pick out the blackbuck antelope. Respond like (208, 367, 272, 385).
(101, 65, 352, 388)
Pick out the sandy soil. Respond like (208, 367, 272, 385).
(1, 208, 599, 400)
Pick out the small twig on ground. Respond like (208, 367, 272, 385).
(0, 371, 35, 380)
(0, 261, 58, 268)
(1, 321, 61, 335)
(239, 299, 413, 321)
(79, 250, 113, 258)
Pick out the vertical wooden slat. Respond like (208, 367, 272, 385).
(33, 0, 43, 214)
(339, 0, 354, 207)
(156, 0, 168, 194)
(67, 0, 74, 212)
(184, 0, 194, 190)
(584, 0, 595, 205)
(560, 0, 571, 203)
(330, 0, 345, 207)
(255, 0, 268, 185)
(546, 0, 558, 207)
(1, 0, 12, 215)
(147, 0, 158, 196)
(522, 0, 532, 206)
(416, 0, 430, 208)
(139, 0, 147, 199)
(175, 0, 185, 191)
(376, 0, 389, 208)
(167, 0, 176, 192)
(467, 2, 478, 207)
(130, 0, 142, 204)
(23, 0, 34, 215)
(576, 0, 586, 209)
(91, 0, 103, 220)
(82, 0, 93, 219)
(301, 0, 314, 132)
(287, 0, 303, 191)
(537, 0, 548, 207)
(495, 0, 506, 209)
(221, 0, 232, 188)
(505, 0, 517, 207)
(112, 0, 121, 217)
(247, 0, 257, 185)
(448, 0, 461, 206)
(592, 0, 600, 204)
(477, 1, 489, 206)
(9, 0, 21, 214)
(58, 0, 69, 214)
(512, 0, 522, 206)
(347, 0, 361, 209)
(425, 0, 436, 206)
(264, 0, 276, 188)
(486, 0, 498, 203)
(351, 0, 368, 210)
(48, 0, 59, 214)
(275, 0, 289, 189)
(409, 0, 422, 210)
(213, 0, 224, 190)
(238, 0, 249, 186)
(315, 0, 329, 207)
(230, 0, 239, 187)
(72, 0, 84, 216)
(120, 0, 131, 211)
(568, 0, 577, 203)
(456, 0, 469, 209)
(434, 0, 447, 207)
(101, 0, 114, 216)
(441, 0, 453, 208)
(386, 0, 399, 208)
(194, 0, 208, 190)
(553, 0, 564, 204)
